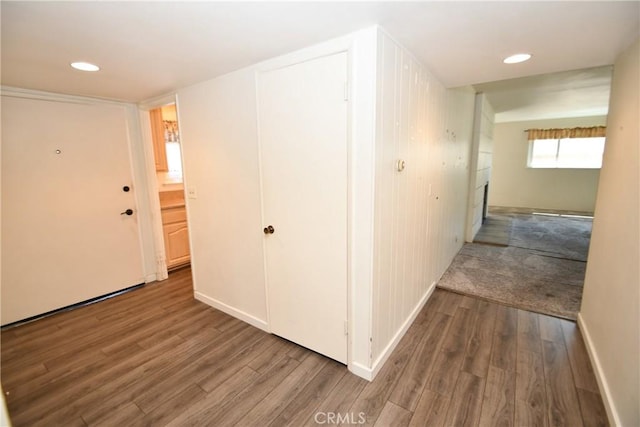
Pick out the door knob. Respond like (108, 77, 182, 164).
(263, 225, 275, 234)
(121, 209, 134, 216)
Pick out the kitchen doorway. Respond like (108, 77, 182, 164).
(149, 104, 191, 271)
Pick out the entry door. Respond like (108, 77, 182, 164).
(258, 52, 348, 363)
(1, 96, 145, 325)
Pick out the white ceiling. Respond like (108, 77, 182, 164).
(2, 1, 639, 116)
(474, 66, 613, 123)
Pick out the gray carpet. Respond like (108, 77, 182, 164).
(437, 213, 592, 320)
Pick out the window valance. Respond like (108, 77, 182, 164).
(525, 126, 606, 140)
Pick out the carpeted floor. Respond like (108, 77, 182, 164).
(437, 212, 592, 320)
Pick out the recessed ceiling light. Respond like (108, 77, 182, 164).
(70, 62, 100, 72)
(503, 53, 532, 64)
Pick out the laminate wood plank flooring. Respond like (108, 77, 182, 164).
(1, 268, 608, 426)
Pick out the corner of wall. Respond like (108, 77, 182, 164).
(576, 313, 621, 426)
(348, 25, 378, 376)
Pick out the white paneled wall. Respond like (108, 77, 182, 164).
(370, 31, 475, 370)
(466, 94, 495, 241)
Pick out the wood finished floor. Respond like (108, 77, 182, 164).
(1, 268, 608, 426)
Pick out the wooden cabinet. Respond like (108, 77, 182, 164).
(163, 215, 190, 269)
(159, 191, 190, 269)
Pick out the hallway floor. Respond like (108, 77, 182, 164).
(1, 268, 607, 426)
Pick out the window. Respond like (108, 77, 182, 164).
(528, 137, 605, 169)
(163, 117, 183, 180)
(165, 141, 183, 177)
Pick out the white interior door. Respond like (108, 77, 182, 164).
(1, 96, 145, 325)
(258, 52, 348, 363)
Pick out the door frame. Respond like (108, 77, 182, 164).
(254, 45, 358, 370)
(250, 28, 378, 378)
(256, 51, 350, 363)
(138, 94, 184, 282)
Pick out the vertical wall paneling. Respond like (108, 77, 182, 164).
(373, 33, 398, 359)
(369, 30, 475, 374)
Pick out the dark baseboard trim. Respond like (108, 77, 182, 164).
(1, 282, 145, 330)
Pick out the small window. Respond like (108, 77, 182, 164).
(165, 141, 183, 177)
(528, 137, 605, 169)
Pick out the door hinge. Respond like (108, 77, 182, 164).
(343, 81, 349, 102)
(344, 320, 348, 335)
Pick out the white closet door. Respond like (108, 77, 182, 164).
(258, 52, 348, 363)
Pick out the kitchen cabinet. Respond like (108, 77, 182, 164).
(159, 191, 190, 269)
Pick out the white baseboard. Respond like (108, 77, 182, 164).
(194, 291, 269, 332)
(145, 273, 160, 283)
(365, 281, 437, 381)
(577, 313, 619, 427)
(349, 361, 374, 381)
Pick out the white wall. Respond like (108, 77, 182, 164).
(490, 116, 606, 213)
(177, 68, 268, 329)
(466, 94, 495, 241)
(177, 28, 378, 373)
(579, 39, 639, 427)
(370, 30, 475, 375)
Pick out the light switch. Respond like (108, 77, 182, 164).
(187, 187, 197, 199)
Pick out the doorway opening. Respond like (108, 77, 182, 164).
(149, 104, 191, 272)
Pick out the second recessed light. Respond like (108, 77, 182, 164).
(70, 61, 100, 72)
(503, 53, 532, 64)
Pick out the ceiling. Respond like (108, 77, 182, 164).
(475, 66, 613, 123)
(2, 1, 639, 119)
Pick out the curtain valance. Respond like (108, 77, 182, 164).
(526, 126, 606, 140)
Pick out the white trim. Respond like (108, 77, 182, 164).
(253, 33, 359, 369)
(253, 69, 272, 336)
(367, 282, 436, 380)
(577, 313, 620, 427)
(138, 92, 179, 110)
(349, 361, 374, 381)
(123, 104, 159, 285)
(137, 97, 180, 283)
(194, 291, 269, 332)
(145, 273, 159, 283)
(1, 85, 127, 105)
